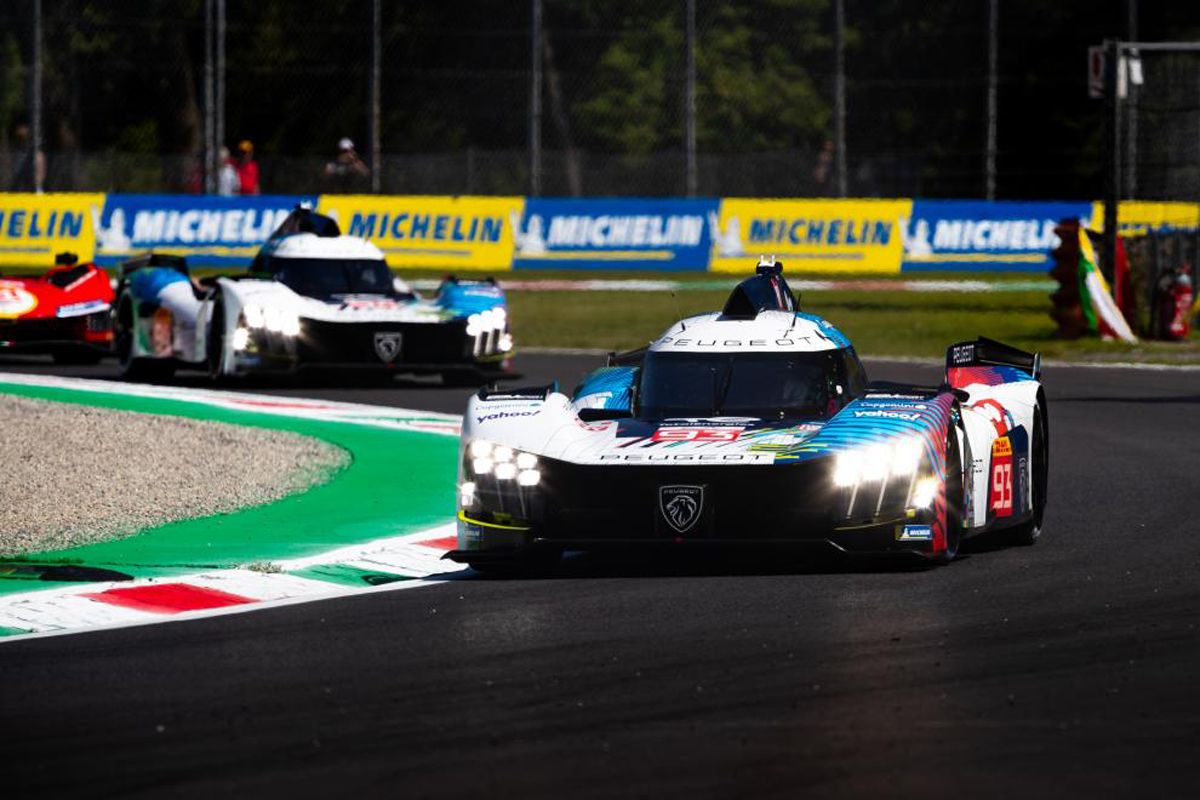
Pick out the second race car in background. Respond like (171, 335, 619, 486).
(112, 207, 513, 383)
(0, 253, 114, 364)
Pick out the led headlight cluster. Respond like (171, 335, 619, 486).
(465, 307, 512, 356)
(468, 439, 540, 486)
(241, 304, 301, 337)
(832, 436, 938, 519)
(465, 307, 506, 337)
(833, 438, 923, 487)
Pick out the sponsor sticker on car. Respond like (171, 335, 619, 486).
(990, 436, 1014, 517)
(897, 524, 934, 541)
(651, 427, 744, 443)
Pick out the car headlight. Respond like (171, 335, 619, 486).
(911, 476, 939, 509)
(833, 437, 936, 519)
(466, 440, 540, 485)
(242, 304, 265, 328)
(242, 304, 300, 337)
(834, 437, 923, 487)
(465, 307, 507, 337)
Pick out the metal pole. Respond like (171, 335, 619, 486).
(1102, 38, 1121, 283)
(203, 0, 215, 194)
(31, 0, 43, 193)
(370, 0, 381, 193)
(1125, 0, 1138, 198)
(985, 0, 998, 200)
(529, 0, 543, 196)
(833, 0, 846, 197)
(685, 0, 697, 197)
(216, 0, 225, 159)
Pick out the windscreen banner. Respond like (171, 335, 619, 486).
(511, 198, 718, 271)
(901, 199, 1094, 272)
(317, 194, 524, 271)
(707, 198, 912, 274)
(93, 194, 315, 268)
(0, 193, 104, 268)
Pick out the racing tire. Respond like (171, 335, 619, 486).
(934, 426, 965, 564)
(207, 292, 229, 382)
(1007, 406, 1047, 546)
(114, 298, 175, 382)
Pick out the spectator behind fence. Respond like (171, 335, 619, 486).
(323, 137, 370, 191)
(217, 146, 239, 196)
(235, 139, 260, 195)
(10, 122, 46, 192)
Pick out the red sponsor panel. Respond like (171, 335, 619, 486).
(651, 427, 744, 443)
(989, 436, 1014, 517)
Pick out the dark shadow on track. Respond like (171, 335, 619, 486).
(463, 548, 953, 580)
(1055, 394, 1200, 405)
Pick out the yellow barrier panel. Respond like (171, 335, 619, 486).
(0, 193, 104, 268)
(1090, 200, 1200, 236)
(316, 195, 524, 270)
(709, 198, 912, 273)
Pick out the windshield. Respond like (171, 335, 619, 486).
(271, 257, 395, 297)
(638, 350, 857, 421)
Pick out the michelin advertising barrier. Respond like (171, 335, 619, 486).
(709, 198, 911, 273)
(901, 199, 1094, 272)
(317, 194, 523, 271)
(0, 193, 1193, 273)
(93, 194, 316, 268)
(0, 193, 104, 268)
(512, 198, 716, 270)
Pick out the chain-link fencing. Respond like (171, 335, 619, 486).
(0, 1, 1187, 199)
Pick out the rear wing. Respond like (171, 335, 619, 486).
(946, 337, 1041, 383)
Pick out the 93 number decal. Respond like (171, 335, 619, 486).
(989, 436, 1014, 517)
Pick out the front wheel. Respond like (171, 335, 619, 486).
(1008, 407, 1047, 546)
(115, 298, 174, 382)
(207, 293, 228, 381)
(933, 426, 965, 564)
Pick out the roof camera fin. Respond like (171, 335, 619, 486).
(756, 254, 782, 275)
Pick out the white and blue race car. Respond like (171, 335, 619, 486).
(448, 257, 1048, 572)
(112, 207, 513, 383)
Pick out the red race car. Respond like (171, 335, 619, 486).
(0, 254, 114, 364)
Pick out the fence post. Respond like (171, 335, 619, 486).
(833, 0, 846, 197)
(370, 0, 382, 193)
(203, 0, 215, 194)
(1102, 38, 1121, 283)
(31, 0, 43, 193)
(529, 0, 543, 196)
(985, 0, 998, 200)
(685, 0, 697, 197)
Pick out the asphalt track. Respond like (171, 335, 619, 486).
(2, 352, 1199, 798)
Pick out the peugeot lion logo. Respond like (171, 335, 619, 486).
(660, 485, 704, 534)
(373, 331, 402, 363)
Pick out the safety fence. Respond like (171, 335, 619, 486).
(0, 193, 1196, 274)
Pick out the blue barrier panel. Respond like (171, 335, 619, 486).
(901, 199, 1093, 273)
(93, 194, 316, 268)
(512, 198, 719, 271)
